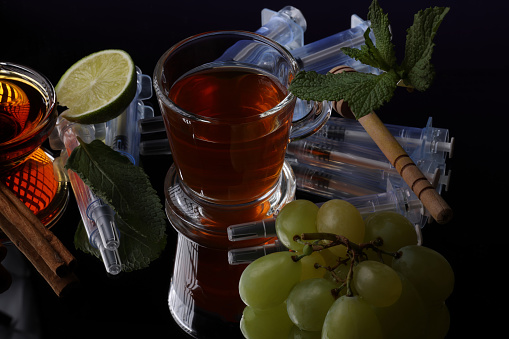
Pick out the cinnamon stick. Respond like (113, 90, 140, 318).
(0, 182, 76, 270)
(0, 213, 77, 296)
(329, 66, 453, 224)
(0, 181, 78, 295)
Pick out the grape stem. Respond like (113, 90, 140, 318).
(293, 232, 402, 298)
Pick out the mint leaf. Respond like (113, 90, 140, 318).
(401, 7, 450, 91)
(341, 71, 399, 119)
(342, 29, 386, 71)
(289, 70, 399, 119)
(66, 139, 167, 272)
(366, 0, 397, 70)
(289, 0, 449, 119)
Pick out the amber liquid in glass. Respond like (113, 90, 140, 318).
(0, 78, 45, 144)
(165, 66, 294, 203)
(0, 78, 66, 232)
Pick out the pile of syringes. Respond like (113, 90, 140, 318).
(135, 6, 455, 264)
(49, 67, 154, 275)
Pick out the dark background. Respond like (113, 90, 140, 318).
(1, 0, 505, 338)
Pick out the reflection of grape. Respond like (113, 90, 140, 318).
(372, 274, 427, 339)
(322, 295, 384, 339)
(288, 325, 321, 338)
(316, 199, 365, 258)
(286, 278, 337, 331)
(275, 200, 319, 252)
(240, 302, 294, 339)
(363, 211, 418, 265)
(424, 302, 450, 339)
(392, 245, 454, 306)
(353, 260, 402, 307)
(239, 251, 301, 310)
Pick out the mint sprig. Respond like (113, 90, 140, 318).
(289, 0, 449, 119)
(65, 139, 167, 272)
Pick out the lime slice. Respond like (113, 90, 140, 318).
(56, 49, 137, 124)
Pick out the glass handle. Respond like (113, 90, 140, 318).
(289, 99, 332, 141)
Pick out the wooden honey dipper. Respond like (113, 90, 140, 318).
(329, 65, 453, 224)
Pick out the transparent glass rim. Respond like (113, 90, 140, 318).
(0, 62, 57, 147)
(153, 30, 299, 124)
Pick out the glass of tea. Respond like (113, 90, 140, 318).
(154, 31, 330, 215)
(0, 62, 58, 176)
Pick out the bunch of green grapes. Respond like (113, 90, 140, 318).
(238, 199, 455, 339)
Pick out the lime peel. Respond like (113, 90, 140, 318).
(56, 49, 137, 124)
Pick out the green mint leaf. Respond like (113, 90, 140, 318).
(66, 139, 167, 272)
(342, 29, 386, 70)
(289, 0, 449, 119)
(401, 6, 450, 91)
(341, 0, 396, 72)
(366, 0, 397, 70)
(289, 70, 399, 119)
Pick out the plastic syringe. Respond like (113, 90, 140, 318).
(310, 116, 454, 161)
(292, 14, 380, 75)
(227, 185, 426, 243)
(287, 153, 448, 202)
(53, 119, 121, 274)
(287, 137, 451, 194)
(228, 240, 288, 265)
(104, 67, 153, 166)
(207, 6, 307, 66)
(258, 9, 377, 75)
(66, 168, 122, 275)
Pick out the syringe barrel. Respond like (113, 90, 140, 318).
(292, 19, 378, 74)
(104, 67, 152, 166)
(228, 241, 287, 265)
(226, 218, 277, 242)
(313, 116, 453, 160)
(288, 155, 386, 200)
(57, 118, 97, 229)
(257, 6, 306, 50)
(138, 116, 166, 135)
(139, 138, 172, 156)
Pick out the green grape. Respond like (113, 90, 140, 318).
(363, 211, 418, 265)
(286, 278, 337, 332)
(424, 302, 450, 339)
(288, 325, 321, 339)
(392, 245, 454, 306)
(352, 260, 402, 307)
(372, 273, 427, 339)
(322, 295, 384, 339)
(240, 302, 294, 339)
(239, 251, 302, 310)
(300, 251, 326, 281)
(316, 199, 365, 258)
(275, 200, 319, 252)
